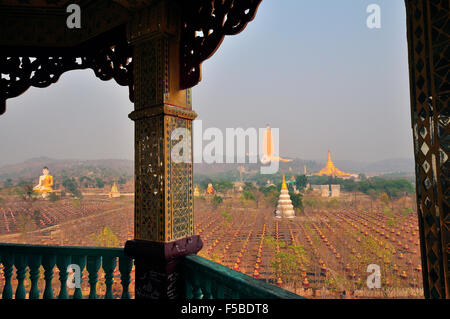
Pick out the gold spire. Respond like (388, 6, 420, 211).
(109, 181, 120, 198)
(282, 174, 288, 190)
(111, 181, 119, 193)
(313, 151, 351, 178)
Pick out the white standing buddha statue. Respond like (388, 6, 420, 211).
(275, 174, 295, 219)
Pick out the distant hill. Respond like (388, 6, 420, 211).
(1, 156, 414, 184)
(332, 158, 415, 175)
(194, 157, 414, 177)
(0, 157, 134, 183)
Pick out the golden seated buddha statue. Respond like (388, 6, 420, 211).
(33, 166, 53, 198)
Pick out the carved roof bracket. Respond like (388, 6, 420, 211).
(0, 0, 263, 115)
(179, 0, 262, 89)
(0, 28, 134, 115)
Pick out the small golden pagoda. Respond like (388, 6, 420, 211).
(205, 183, 216, 195)
(109, 182, 120, 198)
(194, 187, 200, 197)
(314, 151, 351, 178)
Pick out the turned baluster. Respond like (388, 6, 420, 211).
(56, 255, 71, 299)
(210, 280, 220, 299)
(1, 253, 14, 299)
(102, 256, 117, 299)
(42, 255, 56, 299)
(118, 256, 133, 299)
(202, 278, 213, 299)
(14, 254, 27, 299)
(86, 256, 101, 299)
(185, 278, 193, 299)
(214, 281, 225, 299)
(191, 273, 203, 299)
(71, 255, 86, 299)
(28, 255, 42, 299)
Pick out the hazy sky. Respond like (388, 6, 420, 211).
(0, 0, 413, 167)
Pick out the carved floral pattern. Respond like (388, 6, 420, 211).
(180, 0, 262, 89)
(0, 40, 133, 114)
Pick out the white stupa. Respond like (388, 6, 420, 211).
(275, 174, 295, 219)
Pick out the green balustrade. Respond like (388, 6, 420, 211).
(1, 243, 305, 300)
(183, 255, 304, 299)
(0, 243, 134, 299)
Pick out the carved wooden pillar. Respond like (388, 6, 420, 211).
(405, 0, 449, 299)
(124, 1, 202, 299)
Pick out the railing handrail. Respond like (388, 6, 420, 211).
(0, 243, 125, 257)
(184, 255, 304, 299)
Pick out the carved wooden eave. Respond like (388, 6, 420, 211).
(179, 0, 263, 89)
(0, 0, 262, 115)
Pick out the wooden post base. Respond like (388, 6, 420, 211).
(125, 235, 203, 299)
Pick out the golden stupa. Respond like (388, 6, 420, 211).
(109, 182, 120, 198)
(205, 183, 216, 195)
(314, 151, 351, 178)
(194, 187, 200, 197)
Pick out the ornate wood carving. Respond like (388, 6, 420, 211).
(0, 38, 134, 115)
(405, 0, 449, 299)
(179, 0, 262, 89)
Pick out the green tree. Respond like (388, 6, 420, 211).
(95, 177, 105, 189)
(17, 184, 38, 202)
(243, 182, 257, 192)
(211, 195, 223, 209)
(358, 173, 367, 180)
(220, 210, 233, 228)
(270, 251, 302, 291)
(295, 175, 307, 190)
(289, 192, 303, 211)
(48, 192, 60, 202)
(379, 192, 390, 207)
(79, 176, 94, 188)
(264, 235, 278, 251)
(241, 190, 256, 201)
(4, 178, 13, 188)
(90, 226, 120, 247)
(17, 214, 36, 242)
(63, 177, 82, 198)
(214, 180, 234, 194)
